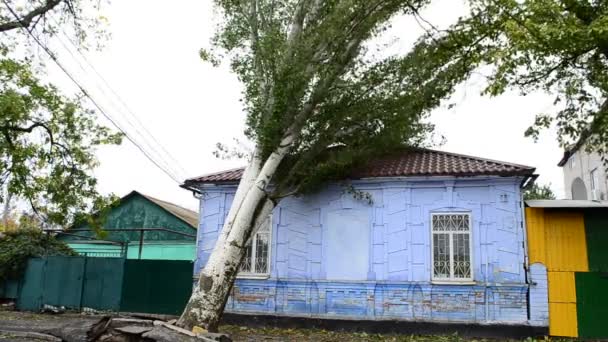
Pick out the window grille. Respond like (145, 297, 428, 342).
(431, 213, 472, 281)
(239, 217, 271, 276)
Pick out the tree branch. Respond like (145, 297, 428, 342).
(514, 50, 592, 87)
(0, 121, 71, 156)
(0, 121, 54, 144)
(0, 122, 46, 133)
(0, 0, 63, 32)
(284, 0, 307, 59)
(569, 97, 608, 153)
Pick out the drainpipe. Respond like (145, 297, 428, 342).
(519, 182, 532, 321)
(520, 193, 530, 270)
(484, 222, 489, 322)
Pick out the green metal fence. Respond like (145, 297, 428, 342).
(584, 211, 608, 273)
(576, 272, 608, 339)
(17, 258, 46, 311)
(5, 256, 192, 316)
(83, 257, 125, 311)
(0, 279, 20, 299)
(121, 259, 194, 315)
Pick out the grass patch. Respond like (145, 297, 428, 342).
(219, 325, 563, 342)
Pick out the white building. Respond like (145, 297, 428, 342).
(559, 144, 607, 200)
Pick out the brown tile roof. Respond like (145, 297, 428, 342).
(185, 148, 535, 185)
(187, 167, 245, 183)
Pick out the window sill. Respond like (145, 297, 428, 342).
(236, 273, 270, 280)
(431, 280, 476, 285)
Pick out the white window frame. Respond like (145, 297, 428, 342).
(237, 215, 272, 279)
(590, 168, 599, 200)
(570, 154, 576, 169)
(591, 168, 598, 190)
(430, 212, 474, 284)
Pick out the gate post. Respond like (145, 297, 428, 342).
(78, 256, 88, 311)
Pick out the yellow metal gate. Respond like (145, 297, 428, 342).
(526, 208, 588, 337)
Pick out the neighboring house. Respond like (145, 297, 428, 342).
(183, 148, 539, 326)
(525, 200, 608, 339)
(558, 143, 607, 200)
(58, 190, 198, 260)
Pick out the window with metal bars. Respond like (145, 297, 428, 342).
(431, 213, 473, 282)
(239, 216, 271, 276)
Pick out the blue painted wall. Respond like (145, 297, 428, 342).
(528, 262, 549, 326)
(194, 177, 530, 324)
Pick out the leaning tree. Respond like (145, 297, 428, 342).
(178, 0, 485, 331)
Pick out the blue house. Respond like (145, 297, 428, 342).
(183, 148, 538, 325)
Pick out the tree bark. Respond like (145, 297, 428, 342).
(177, 134, 295, 332)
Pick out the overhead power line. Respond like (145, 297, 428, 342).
(49, 20, 190, 178)
(47, 26, 186, 182)
(1, 0, 185, 185)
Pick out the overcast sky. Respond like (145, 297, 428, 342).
(43, 0, 564, 211)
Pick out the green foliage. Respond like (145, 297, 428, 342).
(524, 183, 557, 200)
(1, 211, 46, 232)
(207, 0, 478, 198)
(0, 0, 110, 51)
(0, 0, 119, 229)
(0, 228, 76, 281)
(0, 56, 122, 227)
(343, 184, 374, 205)
(414, 0, 608, 156)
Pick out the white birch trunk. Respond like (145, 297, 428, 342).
(210, 149, 263, 254)
(178, 134, 295, 331)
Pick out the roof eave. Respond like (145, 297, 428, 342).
(557, 150, 571, 167)
(181, 180, 241, 191)
(183, 171, 535, 187)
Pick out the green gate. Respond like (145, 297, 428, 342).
(575, 272, 608, 339)
(577, 211, 608, 339)
(120, 259, 193, 315)
(584, 211, 608, 272)
(82, 258, 125, 310)
(0, 280, 20, 300)
(15, 256, 124, 312)
(43, 256, 86, 309)
(17, 258, 46, 311)
(11, 256, 192, 315)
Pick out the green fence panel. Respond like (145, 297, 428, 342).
(120, 259, 193, 315)
(42, 256, 85, 309)
(0, 280, 20, 299)
(82, 258, 124, 311)
(575, 272, 608, 339)
(15, 256, 191, 315)
(17, 258, 45, 311)
(584, 210, 608, 272)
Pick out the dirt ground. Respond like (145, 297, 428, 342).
(0, 309, 560, 342)
(220, 324, 558, 342)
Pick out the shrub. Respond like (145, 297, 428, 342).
(0, 229, 77, 281)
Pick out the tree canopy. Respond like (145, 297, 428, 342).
(524, 183, 557, 200)
(0, 0, 109, 48)
(0, 228, 76, 281)
(415, 0, 608, 158)
(0, 0, 120, 227)
(205, 0, 481, 199)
